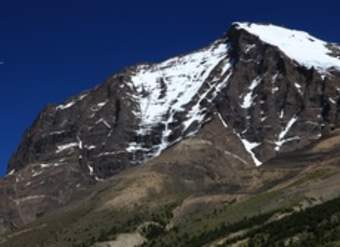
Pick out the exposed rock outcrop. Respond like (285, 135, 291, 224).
(1, 22, 340, 233)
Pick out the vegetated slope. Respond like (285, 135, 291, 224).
(3, 116, 340, 247)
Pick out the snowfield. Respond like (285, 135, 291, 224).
(235, 22, 340, 72)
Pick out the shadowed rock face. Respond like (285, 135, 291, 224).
(219, 26, 340, 165)
(1, 22, 340, 233)
(7, 40, 232, 180)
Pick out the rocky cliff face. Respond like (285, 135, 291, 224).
(7, 38, 232, 180)
(219, 23, 340, 166)
(1, 22, 340, 233)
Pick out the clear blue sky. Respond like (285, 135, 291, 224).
(1, 0, 339, 176)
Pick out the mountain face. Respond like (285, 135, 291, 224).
(1, 22, 340, 235)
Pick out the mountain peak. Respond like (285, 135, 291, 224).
(232, 22, 340, 72)
(3, 21, 340, 235)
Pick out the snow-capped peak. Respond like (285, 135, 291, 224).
(234, 22, 340, 73)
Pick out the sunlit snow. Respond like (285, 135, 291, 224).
(235, 22, 340, 73)
(241, 77, 261, 109)
(56, 142, 79, 153)
(130, 42, 229, 126)
(56, 101, 76, 111)
(128, 41, 231, 158)
(275, 116, 299, 151)
(238, 135, 262, 166)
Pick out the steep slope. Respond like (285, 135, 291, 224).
(1, 22, 340, 235)
(219, 22, 340, 166)
(7, 39, 232, 179)
(126, 41, 232, 161)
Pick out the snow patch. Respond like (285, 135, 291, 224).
(88, 164, 94, 176)
(275, 136, 301, 152)
(280, 110, 285, 119)
(97, 101, 107, 107)
(235, 22, 340, 73)
(56, 93, 88, 111)
(97, 151, 125, 157)
(8, 169, 15, 176)
(275, 116, 298, 151)
(85, 145, 96, 150)
(91, 101, 108, 112)
(272, 73, 279, 82)
(329, 97, 337, 104)
(49, 130, 66, 136)
(294, 82, 303, 95)
(238, 136, 262, 166)
(96, 118, 111, 129)
(79, 93, 88, 100)
(32, 170, 43, 177)
(272, 86, 279, 94)
(241, 77, 261, 109)
(279, 116, 298, 140)
(40, 162, 62, 169)
(56, 142, 78, 153)
(56, 101, 76, 111)
(77, 136, 83, 149)
(245, 44, 256, 53)
(217, 113, 228, 128)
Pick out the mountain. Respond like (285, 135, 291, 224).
(1, 22, 340, 246)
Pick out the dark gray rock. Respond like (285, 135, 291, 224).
(1, 22, 340, 233)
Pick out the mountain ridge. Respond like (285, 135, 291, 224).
(1, 22, 340, 242)
(8, 22, 340, 175)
